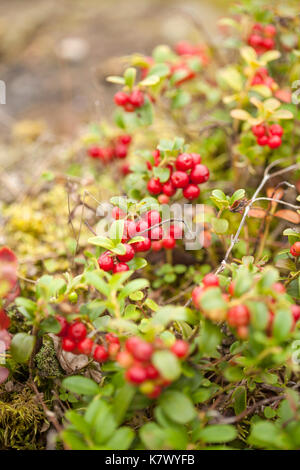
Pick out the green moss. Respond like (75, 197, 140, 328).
(35, 340, 63, 379)
(0, 386, 46, 450)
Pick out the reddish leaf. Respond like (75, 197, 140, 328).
(0, 309, 10, 330)
(274, 210, 300, 224)
(248, 207, 268, 219)
(0, 247, 17, 265)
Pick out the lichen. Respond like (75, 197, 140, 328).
(35, 340, 63, 378)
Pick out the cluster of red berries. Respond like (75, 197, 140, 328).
(251, 123, 283, 149)
(117, 336, 189, 399)
(114, 89, 145, 112)
(87, 134, 132, 162)
(147, 150, 209, 202)
(250, 67, 277, 91)
(98, 210, 184, 273)
(57, 316, 121, 361)
(192, 274, 300, 339)
(290, 242, 300, 258)
(247, 23, 276, 54)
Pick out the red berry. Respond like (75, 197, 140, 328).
(162, 237, 176, 250)
(146, 210, 161, 226)
(117, 244, 135, 262)
(158, 194, 170, 204)
(118, 134, 132, 145)
(126, 365, 147, 384)
(105, 333, 120, 344)
(190, 164, 209, 184)
(292, 305, 300, 323)
(262, 37, 275, 50)
(290, 242, 300, 257)
(257, 135, 269, 146)
(183, 184, 200, 200)
(269, 124, 283, 137)
(121, 163, 131, 175)
(129, 89, 145, 108)
(163, 180, 176, 197)
(152, 149, 160, 166)
(145, 364, 159, 380)
(77, 338, 94, 355)
(136, 219, 149, 234)
(147, 177, 163, 195)
(68, 322, 87, 342)
(108, 342, 120, 358)
(113, 262, 129, 273)
(151, 240, 163, 251)
(98, 252, 114, 271)
(56, 315, 69, 337)
(125, 337, 143, 353)
(192, 286, 205, 309)
(147, 385, 162, 399)
(237, 326, 248, 339)
(227, 305, 250, 328)
(123, 102, 136, 112)
(132, 341, 153, 362)
(122, 219, 137, 241)
(117, 351, 133, 368)
(114, 91, 129, 106)
(112, 207, 125, 220)
(62, 337, 76, 352)
(115, 143, 128, 159)
(252, 125, 266, 137)
(133, 237, 151, 252)
(190, 153, 202, 166)
(169, 224, 183, 239)
(149, 226, 163, 240)
(203, 273, 219, 287)
(171, 171, 189, 189)
(171, 339, 189, 358)
(228, 281, 235, 297)
(252, 23, 264, 33)
(88, 146, 103, 159)
(93, 345, 109, 362)
(264, 24, 276, 37)
(268, 135, 282, 149)
(175, 153, 194, 171)
(273, 283, 286, 294)
(248, 34, 263, 48)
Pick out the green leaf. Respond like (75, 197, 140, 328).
(152, 350, 181, 381)
(198, 424, 237, 443)
(62, 376, 99, 396)
(152, 306, 197, 326)
(198, 319, 223, 356)
(109, 220, 125, 244)
(139, 422, 166, 449)
(105, 427, 135, 450)
(88, 236, 114, 250)
(200, 287, 227, 311)
(230, 189, 245, 205)
(273, 309, 292, 341)
(124, 67, 136, 89)
(248, 421, 287, 449)
(85, 271, 110, 297)
(118, 278, 149, 300)
(153, 167, 170, 183)
(40, 316, 61, 334)
(232, 386, 247, 415)
(159, 391, 196, 424)
(212, 217, 229, 234)
(10, 333, 36, 363)
(113, 383, 136, 424)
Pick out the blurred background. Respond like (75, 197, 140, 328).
(0, 0, 226, 136)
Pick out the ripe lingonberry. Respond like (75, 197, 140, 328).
(257, 135, 269, 146)
(117, 351, 133, 368)
(262, 37, 275, 50)
(171, 340, 189, 358)
(113, 262, 129, 273)
(117, 244, 135, 262)
(77, 338, 94, 355)
(190, 153, 202, 165)
(146, 210, 161, 226)
(162, 180, 176, 196)
(122, 219, 137, 241)
(145, 364, 159, 379)
(125, 337, 142, 353)
(147, 385, 162, 399)
(162, 237, 176, 250)
(292, 305, 300, 323)
(105, 333, 120, 344)
(56, 315, 69, 337)
(149, 226, 163, 240)
(147, 177, 163, 195)
(252, 125, 265, 137)
(118, 134, 132, 145)
(115, 143, 128, 159)
(192, 286, 205, 309)
(114, 91, 129, 106)
(132, 341, 153, 362)
(182, 184, 200, 200)
(93, 345, 109, 362)
(62, 337, 76, 352)
(171, 171, 189, 188)
(273, 283, 286, 294)
(88, 146, 103, 158)
(269, 124, 283, 136)
(129, 89, 144, 107)
(290, 242, 300, 257)
(228, 281, 235, 297)
(98, 252, 114, 271)
(203, 273, 219, 287)
(151, 240, 163, 251)
(112, 206, 125, 220)
(248, 34, 263, 48)
(268, 135, 282, 149)
(158, 194, 170, 204)
(126, 365, 147, 384)
(264, 24, 276, 37)
(108, 342, 120, 357)
(175, 153, 194, 171)
(190, 164, 209, 184)
(68, 322, 87, 342)
(227, 305, 250, 328)
(133, 237, 151, 252)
